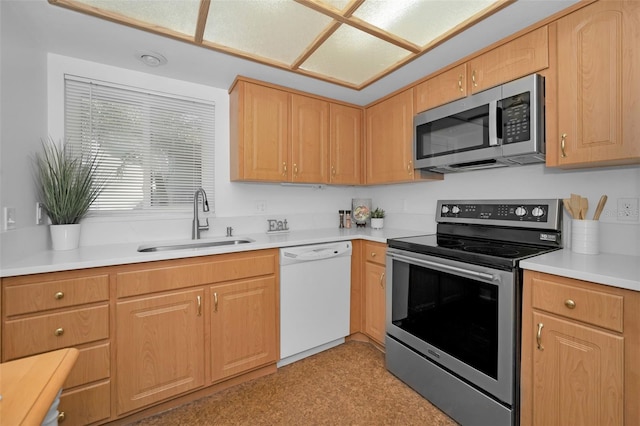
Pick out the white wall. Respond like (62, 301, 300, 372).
(2, 41, 639, 260)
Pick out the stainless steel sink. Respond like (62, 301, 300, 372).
(137, 237, 254, 253)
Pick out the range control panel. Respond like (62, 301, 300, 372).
(437, 199, 562, 230)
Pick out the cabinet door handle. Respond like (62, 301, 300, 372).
(293, 163, 298, 175)
(564, 299, 576, 309)
(458, 74, 464, 92)
(407, 161, 413, 176)
(379, 272, 385, 288)
(560, 133, 567, 158)
(282, 162, 287, 176)
(54, 291, 64, 300)
(536, 323, 544, 351)
(331, 165, 336, 176)
(197, 295, 202, 316)
(54, 327, 64, 337)
(214, 292, 218, 312)
(472, 70, 477, 87)
(57, 411, 66, 422)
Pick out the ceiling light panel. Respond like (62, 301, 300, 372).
(300, 24, 412, 86)
(74, 0, 200, 36)
(203, 1, 335, 65)
(353, 0, 498, 47)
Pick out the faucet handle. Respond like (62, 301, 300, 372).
(201, 218, 209, 230)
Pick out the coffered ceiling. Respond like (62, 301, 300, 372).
(49, 0, 513, 89)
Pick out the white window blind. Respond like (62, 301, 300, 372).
(64, 75, 215, 213)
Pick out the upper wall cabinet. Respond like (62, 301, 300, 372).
(365, 89, 442, 185)
(547, 0, 640, 168)
(415, 26, 548, 114)
(468, 26, 549, 95)
(230, 80, 289, 182)
(230, 78, 363, 184)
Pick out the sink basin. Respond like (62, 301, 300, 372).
(137, 237, 254, 253)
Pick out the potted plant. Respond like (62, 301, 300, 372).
(34, 140, 107, 250)
(371, 207, 385, 229)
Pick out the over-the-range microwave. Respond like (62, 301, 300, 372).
(414, 73, 545, 173)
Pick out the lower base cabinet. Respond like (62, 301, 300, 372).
(116, 289, 206, 415)
(363, 242, 387, 345)
(58, 381, 111, 425)
(521, 270, 640, 426)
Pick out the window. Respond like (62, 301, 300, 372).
(64, 75, 215, 214)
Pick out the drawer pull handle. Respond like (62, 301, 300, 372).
(214, 292, 218, 313)
(564, 299, 576, 309)
(58, 411, 66, 422)
(371, 252, 376, 257)
(54, 291, 64, 300)
(379, 272, 385, 288)
(54, 328, 64, 336)
(458, 75, 464, 92)
(536, 323, 544, 351)
(197, 295, 202, 316)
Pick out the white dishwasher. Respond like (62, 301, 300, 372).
(278, 241, 352, 367)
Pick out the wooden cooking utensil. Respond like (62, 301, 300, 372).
(580, 197, 588, 220)
(570, 193, 582, 219)
(563, 198, 574, 219)
(593, 195, 608, 220)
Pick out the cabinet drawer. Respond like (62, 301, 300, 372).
(3, 275, 109, 316)
(117, 250, 277, 298)
(531, 278, 623, 332)
(59, 381, 111, 426)
(64, 343, 110, 389)
(364, 242, 386, 266)
(3, 305, 109, 360)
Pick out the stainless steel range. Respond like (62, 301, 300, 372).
(385, 199, 562, 426)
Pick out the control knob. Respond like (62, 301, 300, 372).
(451, 206, 461, 214)
(441, 205, 450, 214)
(532, 206, 545, 217)
(515, 206, 527, 217)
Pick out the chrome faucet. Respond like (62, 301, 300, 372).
(192, 187, 210, 240)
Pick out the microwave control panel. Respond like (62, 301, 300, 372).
(502, 91, 530, 144)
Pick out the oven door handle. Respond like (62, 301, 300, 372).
(388, 252, 500, 282)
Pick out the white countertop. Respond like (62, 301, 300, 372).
(0, 228, 427, 278)
(520, 249, 640, 292)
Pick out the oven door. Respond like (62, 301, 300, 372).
(386, 247, 516, 404)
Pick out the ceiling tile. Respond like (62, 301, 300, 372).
(203, 0, 334, 65)
(300, 24, 412, 86)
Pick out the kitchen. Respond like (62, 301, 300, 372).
(1, 0, 639, 425)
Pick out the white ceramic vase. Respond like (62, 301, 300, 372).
(371, 218, 384, 229)
(50, 224, 81, 251)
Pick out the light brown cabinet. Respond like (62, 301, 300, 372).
(468, 25, 548, 94)
(521, 270, 640, 426)
(230, 77, 362, 184)
(210, 277, 277, 383)
(362, 242, 387, 345)
(116, 289, 206, 415)
(329, 103, 362, 184)
(547, 0, 640, 168)
(1, 270, 112, 426)
(415, 64, 467, 113)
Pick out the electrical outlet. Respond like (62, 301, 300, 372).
(3, 207, 16, 230)
(255, 200, 267, 212)
(36, 202, 46, 225)
(617, 197, 639, 222)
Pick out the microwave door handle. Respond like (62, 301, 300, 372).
(489, 100, 500, 146)
(388, 252, 499, 282)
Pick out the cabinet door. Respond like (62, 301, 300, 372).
(231, 81, 289, 181)
(210, 277, 277, 383)
(364, 262, 386, 345)
(527, 312, 623, 426)
(365, 89, 415, 184)
(551, 1, 640, 167)
(469, 26, 548, 94)
(415, 64, 467, 113)
(291, 94, 329, 183)
(330, 103, 362, 185)
(116, 289, 205, 415)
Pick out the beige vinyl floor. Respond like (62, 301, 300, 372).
(130, 340, 458, 425)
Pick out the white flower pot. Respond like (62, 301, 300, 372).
(50, 224, 81, 251)
(371, 218, 384, 229)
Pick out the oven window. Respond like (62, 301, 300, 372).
(416, 104, 490, 159)
(393, 264, 498, 379)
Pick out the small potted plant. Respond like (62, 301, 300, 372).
(371, 207, 385, 229)
(34, 139, 108, 250)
